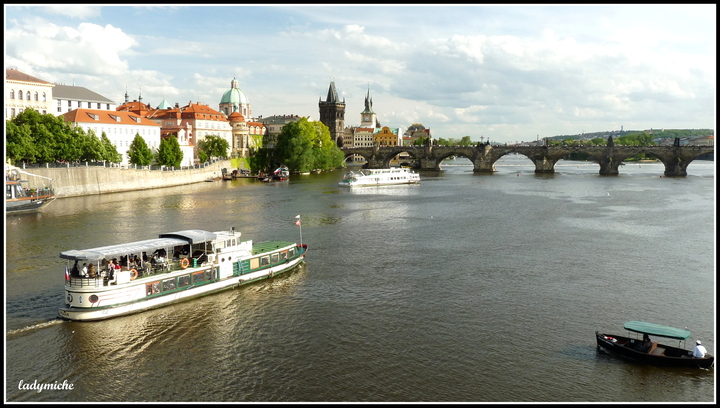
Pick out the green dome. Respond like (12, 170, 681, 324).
(220, 78, 250, 107)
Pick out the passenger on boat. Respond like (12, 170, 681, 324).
(71, 261, 80, 277)
(81, 263, 88, 278)
(115, 262, 122, 274)
(634, 334, 652, 352)
(107, 260, 115, 274)
(88, 263, 97, 278)
(693, 340, 707, 358)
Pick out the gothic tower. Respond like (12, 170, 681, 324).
(319, 81, 346, 146)
(360, 86, 377, 128)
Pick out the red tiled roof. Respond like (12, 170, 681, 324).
(5, 68, 53, 85)
(61, 108, 161, 127)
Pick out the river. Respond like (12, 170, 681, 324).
(4, 155, 715, 402)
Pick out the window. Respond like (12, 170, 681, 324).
(68, 100, 72, 107)
(280, 251, 288, 261)
(26, 91, 30, 100)
(193, 272, 205, 284)
(288, 248, 295, 257)
(9, 90, 14, 99)
(271, 253, 279, 263)
(34, 92, 39, 101)
(146, 281, 161, 295)
(18, 90, 23, 100)
(178, 275, 191, 288)
(43, 93, 46, 102)
(260, 256, 270, 266)
(162, 278, 176, 291)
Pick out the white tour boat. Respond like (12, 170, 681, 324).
(338, 167, 420, 187)
(59, 227, 308, 321)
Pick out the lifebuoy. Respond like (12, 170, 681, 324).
(180, 258, 190, 269)
(130, 269, 138, 280)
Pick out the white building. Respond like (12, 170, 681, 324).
(53, 84, 116, 115)
(61, 108, 161, 166)
(5, 68, 54, 119)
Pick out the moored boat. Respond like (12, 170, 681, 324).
(338, 167, 420, 187)
(6, 166, 55, 214)
(596, 321, 714, 369)
(58, 227, 308, 321)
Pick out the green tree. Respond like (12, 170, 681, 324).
(100, 132, 122, 163)
(78, 129, 107, 162)
(127, 133, 154, 166)
(5, 121, 37, 164)
(197, 135, 230, 162)
(155, 135, 184, 167)
(274, 118, 315, 172)
(459, 136, 473, 146)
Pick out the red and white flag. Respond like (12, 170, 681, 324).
(65, 265, 70, 280)
(295, 214, 301, 226)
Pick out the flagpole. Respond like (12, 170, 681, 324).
(296, 215, 303, 246)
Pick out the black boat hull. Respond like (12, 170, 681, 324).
(596, 331, 714, 369)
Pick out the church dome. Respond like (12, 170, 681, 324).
(220, 78, 250, 107)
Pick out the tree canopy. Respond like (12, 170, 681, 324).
(127, 133, 154, 166)
(155, 135, 184, 167)
(197, 135, 230, 163)
(273, 118, 344, 173)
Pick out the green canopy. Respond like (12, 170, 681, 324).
(624, 321, 691, 340)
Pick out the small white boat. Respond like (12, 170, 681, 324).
(338, 168, 420, 187)
(58, 227, 308, 321)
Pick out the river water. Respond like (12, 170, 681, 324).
(4, 155, 715, 402)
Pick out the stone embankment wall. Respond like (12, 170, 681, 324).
(21, 160, 231, 198)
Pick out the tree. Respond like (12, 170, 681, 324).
(127, 133, 154, 166)
(5, 121, 37, 164)
(78, 129, 107, 162)
(274, 118, 345, 173)
(197, 135, 230, 162)
(100, 132, 122, 163)
(155, 135, 184, 167)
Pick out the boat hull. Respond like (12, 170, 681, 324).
(596, 331, 714, 369)
(6, 196, 55, 214)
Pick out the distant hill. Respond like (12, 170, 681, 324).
(547, 129, 713, 141)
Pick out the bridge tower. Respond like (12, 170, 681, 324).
(319, 80, 346, 147)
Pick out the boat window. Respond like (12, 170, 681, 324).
(204, 269, 215, 281)
(288, 248, 295, 257)
(271, 253, 279, 263)
(146, 282, 161, 296)
(260, 256, 270, 266)
(178, 275, 191, 288)
(280, 251, 288, 261)
(163, 278, 176, 291)
(193, 271, 205, 283)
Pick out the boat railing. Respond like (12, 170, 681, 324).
(67, 277, 107, 288)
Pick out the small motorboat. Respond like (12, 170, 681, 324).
(596, 321, 714, 369)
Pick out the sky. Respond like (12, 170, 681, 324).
(4, 4, 716, 143)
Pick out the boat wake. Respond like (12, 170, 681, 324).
(7, 319, 64, 336)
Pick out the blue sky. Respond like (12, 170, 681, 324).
(4, 4, 716, 143)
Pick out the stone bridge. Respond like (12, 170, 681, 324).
(341, 142, 714, 176)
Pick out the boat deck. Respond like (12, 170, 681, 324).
(251, 241, 296, 255)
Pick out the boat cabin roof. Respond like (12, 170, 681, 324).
(624, 321, 691, 340)
(60, 229, 218, 261)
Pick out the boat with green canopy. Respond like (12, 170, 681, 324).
(596, 321, 713, 369)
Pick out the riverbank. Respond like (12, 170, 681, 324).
(17, 160, 231, 198)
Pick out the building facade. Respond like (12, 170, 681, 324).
(53, 84, 116, 115)
(5, 68, 54, 119)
